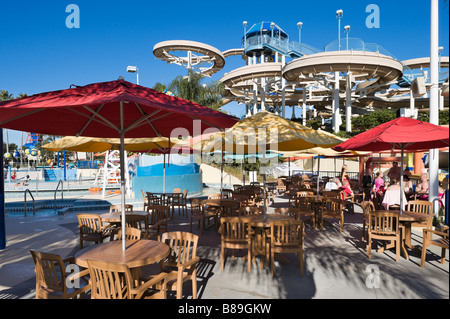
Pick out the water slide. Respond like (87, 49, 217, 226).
(153, 39, 448, 116)
(153, 40, 226, 77)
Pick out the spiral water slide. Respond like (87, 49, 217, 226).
(153, 40, 226, 77)
(356, 56, 449, 110)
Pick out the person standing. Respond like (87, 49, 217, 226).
(387, 161, 402, 181)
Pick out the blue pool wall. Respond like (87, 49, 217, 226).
(132, 162, 203, 195)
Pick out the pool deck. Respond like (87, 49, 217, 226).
(0, 192, 448, 302)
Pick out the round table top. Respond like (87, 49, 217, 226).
(75, 239, 170, 269)
(99, 210, 148, 223)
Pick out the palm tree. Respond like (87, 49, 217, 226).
(0, 90, 14, 101)
(167, 70, 225, 111)
(153, 82, 168, 93)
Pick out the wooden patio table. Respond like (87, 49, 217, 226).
(99, 210, 149, 223)
(75, 239, 170, 277)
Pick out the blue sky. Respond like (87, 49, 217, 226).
(1, 0, 449, 146)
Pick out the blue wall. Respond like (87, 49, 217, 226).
(136, 163, 199, 176)
(133, 163, 202, 195)
(132, 173, 203, 195)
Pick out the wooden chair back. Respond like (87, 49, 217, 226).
(109, 204, 133, 213)
(220, 217, 252, 242)
(297, 190, 315, 197)
(322, 190, 343, 200)
(116, 227, 142, 240)
(160, 231, 199, 268)
(368, 211, 400, 237)
(190, 198, 203, 215)
(141, 190, 149, 211)
(87, 259, 134, 299)
(321, 198, 343, 216)
(221, 200, 241, 217)
(123, 214, 147, 234)
(295, 196, 316, 213)
(146, 192, 164, 205)
(30, 250, 67, 295)
(77, 214, 103, 235)
(361, 201, 375, 217)
(173, 188, 182, 193)
(147, 205, 170, 226)
(270, 220, 304, 248)
(407, 200, 432, 215)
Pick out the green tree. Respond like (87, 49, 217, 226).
(167, 70, 225, 111)
(0, 90, 14, 101)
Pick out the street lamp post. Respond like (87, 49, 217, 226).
(344, 25, 351, 50)
(336, 9, 343, 51)
(127, 66, 139, 85)
(297, 22, 303, 50)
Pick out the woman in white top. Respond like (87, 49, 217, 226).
(382, 179, 408, 210)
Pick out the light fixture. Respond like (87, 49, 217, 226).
(126, 66, 139, 85)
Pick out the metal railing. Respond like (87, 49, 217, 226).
(54, 180, 64, 214)
(24, 189, 35, 217)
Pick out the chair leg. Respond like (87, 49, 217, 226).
(176, 270, 183, 299)
(367, 236, 372, 259)
(271, 250, 275, 277)
(441, 248, 447, 264)
(420, 243, 427, 267)
(192, 268, 197, 299)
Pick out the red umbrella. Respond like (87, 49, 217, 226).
(0, 79, 238, 250)
(333, 117, 449, 212)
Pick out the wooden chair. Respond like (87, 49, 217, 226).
(109, 204, 133, 213)
(76, 214, 113, 249)
(406, 200, 433, 228)
(295, 196, 317, 229)
(275, 179, 287, 196)
(239, 206, 264, 216)
(147, 192, 166, 206)
(366, 211, 403, 262)
(115, 227, 143, 240)
(220, 216, 253, 272)
(320, 198, 344, 233)
(268, 220, 305, 277)
(157, 231, 200, 299)
(146, 205, 169, 241)
(189, 198, 206, 234)
(274, 207, 299, 218)
(173, 188, 182, 193)
(30, 250, 90, 299)
(321, 190, 343, 200)
(421, 226, 449, 268)
(122, 213, 148, 239)
(361, 201, 376, 242)
(221, 199, 241, 217)
(170, 192, 184, 218)
(87, 259, 168, 299)
(233, 194, 256, 207)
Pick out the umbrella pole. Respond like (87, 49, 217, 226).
(263, 152, 267, 218)
(163, 153, 166, 194)
(220, 147, 224, 199)
(317, 156, 320, 199)
(400, 146, 405, 214)
(119, 104, 126, 251)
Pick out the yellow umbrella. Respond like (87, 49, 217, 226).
(192, 111, 346, 214)
(193, 111, 345, 154)
(43, 136, 186, 195)
(43, 136, 185, 152)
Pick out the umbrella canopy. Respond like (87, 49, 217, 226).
(42, 136, 185, 153)
(333, 117, 449, 153)
(0, 79, 238, 250)
(0, 80, 238, 138)
(194, 111, 345, 154)
(333, 117, 449, 213)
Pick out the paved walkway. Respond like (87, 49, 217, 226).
(0, 194, 448, 300)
